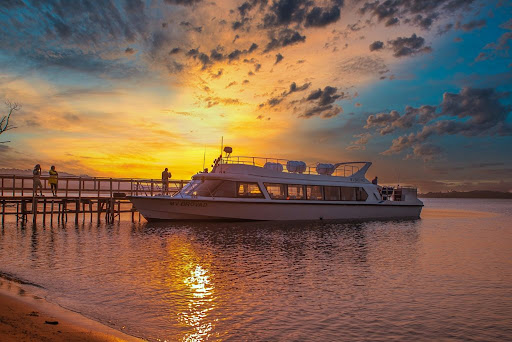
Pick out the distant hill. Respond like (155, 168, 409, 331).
(420, 191, 512, 199)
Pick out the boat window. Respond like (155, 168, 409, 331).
(213, 181, 237, 198)
(185, 179, 223, 197)
(264, 183, 286, 199)
(306, 185, 323, 200)
(237, 182, 264, 198)
(339, 187, 369, 201)
(183, 181, 200, 195)
(324, 186, 341, 201)
(340, 187, 357, 201)
(357, 187, 369, 201)
(287, 184, 305, 200)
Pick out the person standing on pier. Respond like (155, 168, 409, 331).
(33, 164, 43, 196)
(162, 167, 171, 195)
(49, 165, 58, 196)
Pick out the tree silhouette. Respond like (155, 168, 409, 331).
(0, 100, 20, 143)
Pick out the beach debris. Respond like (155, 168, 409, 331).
(27, 311, 39, 316)
(45, 320, 59, 325)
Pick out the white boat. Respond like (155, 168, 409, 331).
(129, 150, 423, 221)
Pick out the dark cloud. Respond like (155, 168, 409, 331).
(359, 0, 475, 30)
(456, 19, 486, 31)
(169, 47, 181, 54)
(288, 82, 310, 93)
(305, 5, 342, 27)
(262, 0, 342, 29)
(23, 0, 149, 46)
(300, 104, 343, 119)
(203, 96, 243, 108)
(164, 0, 202, 6)
(346, 132, 371, 151)
(299, 85, 346, 118)
(263, 0, 309, 28)
(275, 53, 284, 64)
(385, 17, 399, 27)
(477, 22, 512, 62)
(228, 49, 243, 61)
(0, 0, 25, 8)
(371, 87, 512, 158)
(185, 43, 259, 69)
(125, 47, 136, 54)
(306, 86, 344, 106)
(180, 21, 202, 32)
(238, 0, 268, 17)
(369, 41, 384, 51)
(264, 28, 306, 52)
(366, 105, 437, 134)
(408, 13, 438, 30)
(248, 43, 259, 53)
(388, 33, 432, 57)
(405, 144, 443, 161)
(437, 23, 453, 35)
(232, 20, 245, 30)
(338, 56, 388, 76)
(259, 81, 311, 108)
(26, 48, 141, 78)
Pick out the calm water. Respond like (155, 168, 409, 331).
(0, 198, 511, 341)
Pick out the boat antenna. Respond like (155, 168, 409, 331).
(220, 136, 223, 157)
(202, 145, 206, 171)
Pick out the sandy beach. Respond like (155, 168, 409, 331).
(0, 277, 141, 342)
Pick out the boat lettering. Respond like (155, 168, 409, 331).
(170, 200, 208, 207)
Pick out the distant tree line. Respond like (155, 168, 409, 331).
(420, 190, 512, 199)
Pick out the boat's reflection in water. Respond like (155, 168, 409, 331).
(142, 218, 421, 341)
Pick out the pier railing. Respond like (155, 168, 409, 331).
(0, 175, 190, 225)
(0, 174, 189, 198)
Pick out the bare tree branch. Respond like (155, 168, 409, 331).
(0, 100, 21, 143)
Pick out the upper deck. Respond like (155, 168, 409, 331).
(211, 156, 372, 182)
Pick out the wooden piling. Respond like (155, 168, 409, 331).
(42, 198, 47, 225)
(51, 200, 54, 224)
(75, 199, 79, 224)
(1, 200, 5, 225)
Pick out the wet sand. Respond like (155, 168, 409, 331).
(0, 278, 141, 342)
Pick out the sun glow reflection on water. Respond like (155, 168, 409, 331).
(180, 264, 216, 342)
(162, 239, 217, 342)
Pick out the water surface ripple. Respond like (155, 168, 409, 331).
(0, 198, 511, 341)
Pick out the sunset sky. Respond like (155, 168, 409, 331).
(1, 0, 511, 192)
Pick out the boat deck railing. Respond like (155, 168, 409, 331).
(218, 156, 362, 177)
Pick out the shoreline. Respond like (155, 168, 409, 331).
(0, 274, 142, 342)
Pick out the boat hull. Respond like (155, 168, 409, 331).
(129, 197, 423, 221)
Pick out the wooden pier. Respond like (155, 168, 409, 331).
(0, 175, 188, 225)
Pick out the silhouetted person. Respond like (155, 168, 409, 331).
(49, 165, 58, 196)
(372, 176, 378, 185)
(162, 167, 171, 195)
(33, 164, 43, 196)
